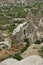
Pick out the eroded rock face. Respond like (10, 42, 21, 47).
(12, 18, 43, 44)
(0, 55, 43, 65)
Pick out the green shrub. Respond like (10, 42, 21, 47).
(34, 40, 41, 44)
(12, 54, 23, 61)
(41, 38, 43, 42)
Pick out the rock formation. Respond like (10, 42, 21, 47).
(0, 55, 43, 65)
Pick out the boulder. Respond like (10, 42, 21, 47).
(0, 55, 43, 65)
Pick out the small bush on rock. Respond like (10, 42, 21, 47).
(12, 54, 23, 61)
(34, 40, 41, 44)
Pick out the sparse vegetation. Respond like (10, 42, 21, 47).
(21, 38, 30, 53)
(41, 38, 43, 43)
(34, 40, 41, 44)
(38, 46, 43, 57)
(8, 54, 23, 61)
(13, 54, 23, 61)
(0, 1, 43, 61)
(31, 9, 38, 15)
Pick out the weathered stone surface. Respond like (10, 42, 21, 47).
(0, 55, 43, 65)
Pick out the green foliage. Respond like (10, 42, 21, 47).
(12, 54, 23, 61)
(21, 38, 30, 53)
(34, 40, 41, 44)
(31, 9, 38, 15)
(41, 38, 43, 42)
(7, 24, 16, 36)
